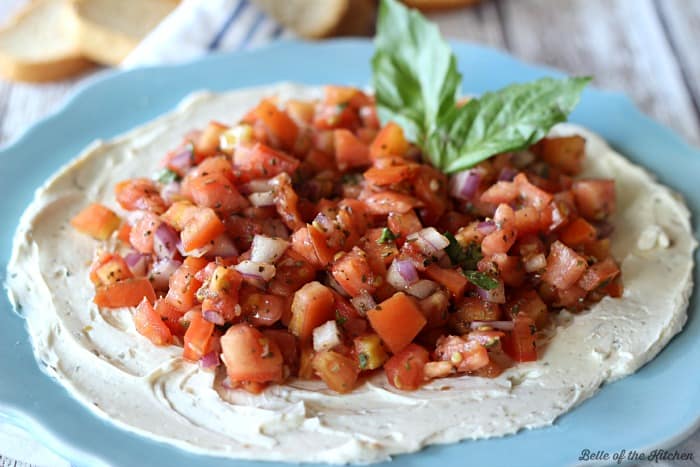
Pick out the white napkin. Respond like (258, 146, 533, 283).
(2, 2, 287, 466)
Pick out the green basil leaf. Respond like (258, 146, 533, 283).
(377, 227, 397, 244)
(429, 77, 591, 174)
(372, 0, 461, 164)
(443, 232, 482, 271)
(155, 168, 180, 184)
(463, 270, 499, 291)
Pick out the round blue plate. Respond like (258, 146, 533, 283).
(1, 40, 698, 467)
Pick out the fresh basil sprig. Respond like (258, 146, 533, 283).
(372, 0, 591, 174)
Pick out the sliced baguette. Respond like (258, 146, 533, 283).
(69, 0, 179, 66)
(0, 0, 92, 82)
(251, 0, 376, 39)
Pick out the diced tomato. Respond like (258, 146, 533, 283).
(560, 217, 597, 246)
(384, 343, 429, 390)
(542, 240, 588, 290)
(330, 248, 376, 297)
(417, 289, 450, 328)
(187, 173, 248, 215)
(514, 206, 542, 235)
(362, 191, 422, 215)
(364, 163, 417, 186)
(251, 100, 299, 151)
(180, 207, 225, 252)
(134, 298, 172, 346)
(535, 136, 586, 175)
(193, 121, 228, 161)
(423, 264, 468, 297)
(501, 315, 537, 362)
(367, 292, 426, 354)
(89, 252, 133, 286)
(155, 298, 187, 337)
(334, 129, 371, 170)
(289, 281, 336, 341)
(387, 210, 422, 244)
(166, 257, 208, 311)
(262, 329, 299, 375)
(94, 277, 156, 308)
(161, 201, 197, 231)
(572, 179, 616, 221)
(182, 312, 215, 361)
(307, 223, 337, 267)
(269, 250, 318, 296)
(514, 173, 553, 209)
(286, 99, 315, 125)
(491, 253, 526, 287)
(290, 226, 322, 268)
(221, 324, 284, 383)
(480, 181, 518, 205)
(449, 297, 502, 333)
(481, 204, 517, 256)
(314, 102, 360, 130)
(578, 257, 620, 292)
(232, 143, 300, 182)
(271, 173, 304, 231)
(434, 335, 490, 372)
(370, 122, 409, 159)
(71, 203, 121, 240)
(505, 289, 548, 329)
(115, 178, 167, 214)
(241, 292, 286, 326)
(312, 350, 360, 393)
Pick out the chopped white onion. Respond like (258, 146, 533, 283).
(239, 178, 273, 195)
(470, 320, 515, 331)
(407, 227, 450, 256)
(149, 258, 181, 290)
(234, 260, 276, 282)
(248, 191, 276, 207)
(312, 320, 342, 352)
(350, 291, 376, 315)
(202, 310, 225, 326)
(406, 279, 438, 299)
(154, 223, 179, 259)
(250, 235, 289, 263)
(523, 253, 547, 273)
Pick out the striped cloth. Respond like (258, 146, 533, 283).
(2, 5, 289, 466)
(122, 0, 290, 68)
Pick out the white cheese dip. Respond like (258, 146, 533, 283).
(6, 83, 697, 464)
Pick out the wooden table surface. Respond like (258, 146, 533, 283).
(1, 0, 698, 466)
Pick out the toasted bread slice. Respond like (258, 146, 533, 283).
(251, 0, 376, 39)
(69, 0, 179, 66)
(0, 0, 92, 82)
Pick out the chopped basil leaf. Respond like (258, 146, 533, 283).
(335, 310, 348, 327)
(377, 227, 397, 244)
(444, 232, 482, 271)
(463, 270, 499, 290)
(155, 168, 180, 184)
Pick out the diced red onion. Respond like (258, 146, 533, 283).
(199, 351, 220, 369)
(523, 253, 547, 273)
(150, 258, 182, 289)
(234, 260, 276, 282)
(312, 320, 342, 352)
(160, 182, 181, 204)
(498, 167, 518, 182)
(350, 291, 376, 315)
(387, 259, 418, 289)
(476, 280, 506, 304)
(248, 191, 276, 207)
(250, 235, 289, 263)
(594, 221, 614, 239)
(186, 234, 238, 258)
(406, 279, 438, 299)
(449, 169, 482, 200)
(202, 310, 225, 326)
(124, 252, 149, 277)
(238, 178, 273, 195)
(168, 144, 194, 173)
(154, 223, 179, 259)
(470, 320, 515, 331)
(312, 212, 334, 233)
(477, 220, 497, 235)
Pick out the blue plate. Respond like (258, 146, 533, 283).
(1, 40, 698, 467)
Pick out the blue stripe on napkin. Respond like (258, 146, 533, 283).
(208, 0, 249, 50)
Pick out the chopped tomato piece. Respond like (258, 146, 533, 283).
(312, 350, 360, 393)
(362, 191, 422, 215)
(71, 203, 121, 240)
(187, 173, 248, 215)
(367, 292, 427, 354)
(94, 277, 156, 308)
(252, 99, 299, 151)
(194, 121, 228, 161)
(536, 135, 585, 175)
(289, 281, 336, 341)
(384, 343, 429, 390)
(423, 264, 468, 298)
(387, 211, 422, 243)
(434, 335, 490, 372)
(542, 240, 588, 290)
(505, 289, 549, 329)
(370, 122, 409, 159)
(232, 143, 300, 182)
(180, 207, 225, 252)
(115, 178, 166, 214)
(514, 173, 553, 209)
(135, 298, 172, 346)
(560, 217, 597, 246)
(89, 252, 133, 286)
(330, 248, 376, 297)
(183, 312, 215, 361)
(364, 164, 417, 186)
(501, 315, 537, 362)
(166, 257, 208, 311)
(572, 179, 616, 221)
(269, 250, 318, 296)
(481, 204, 517, 256)
(221, 324, 283, 383)
(334, 129, 370, 170)
(578, 257, 620, 292)
(449, 297, 502, 333)
(129, 212, 161, 254)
